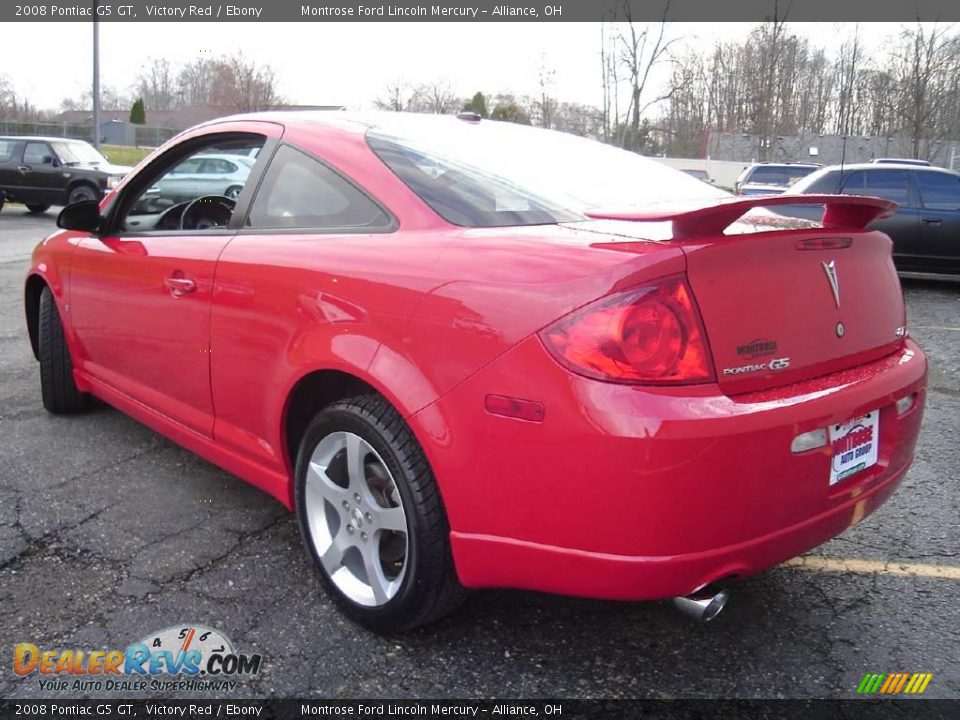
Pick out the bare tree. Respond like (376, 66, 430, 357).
(374, 79, 408, 111)
(536, 55, 557, 128)
(889, 23, 960, 158)
(407, 79, 460, 114)
(0, 74, 47, 121)
(209, 53, 281, 112)
(135, 58, 178, 111)
(615, 0, 678, 150)
(833, 26, 863, 136)
(0, 75, 15, 114)
(175, 59, 216, 106)
(59, 85, 130, 113)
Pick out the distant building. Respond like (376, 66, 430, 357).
(702, 130, 960, 169)
(53, 104, 345, 132)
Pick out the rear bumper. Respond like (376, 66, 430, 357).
(450, 459, 907, 600)
(414, 338, 926, 600)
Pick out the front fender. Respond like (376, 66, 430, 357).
(24, 231, 77, 361)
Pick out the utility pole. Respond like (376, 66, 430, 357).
(92, 1, 100, 148)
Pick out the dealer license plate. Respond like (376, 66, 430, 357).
(829, 410, 879, 485)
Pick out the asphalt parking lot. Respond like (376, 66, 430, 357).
(0, 210, 958, 700)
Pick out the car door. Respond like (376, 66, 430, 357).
(840, 169, 922, 271)
(209, 143, 395, 469)
(67, 126, 280, 437)
(0, 139, 24, 194)
(913, 170, 960, 274)
(20, 141, 63, 204)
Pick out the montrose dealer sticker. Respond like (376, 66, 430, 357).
(829, 410, 880, 485)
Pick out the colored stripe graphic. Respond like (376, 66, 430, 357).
(858, 672, 932, 694)
(857, 673, 885, 694)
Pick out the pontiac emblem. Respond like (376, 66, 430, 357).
(822, 260, 840, 309)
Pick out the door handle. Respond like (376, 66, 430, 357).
(921, 217, 943, 224)
(17, 165, 29, 172)
(164, 275, 197, 297)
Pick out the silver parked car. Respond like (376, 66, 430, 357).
(149, 153, 254, 203)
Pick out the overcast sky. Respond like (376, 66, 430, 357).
(2, 22, 913, 113)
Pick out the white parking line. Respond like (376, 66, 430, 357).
(785, 556, 960, 580)
(911, 325, 960, 333)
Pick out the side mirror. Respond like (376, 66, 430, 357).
(57, 200, 102, 232)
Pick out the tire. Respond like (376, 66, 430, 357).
(224, 185, 243, 200)
(67, 184, 98, 205)
(26, 204, 50, 214)
(295, 394, 466, 632)
(38, 287, 89, 414)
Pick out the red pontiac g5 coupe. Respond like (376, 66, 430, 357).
(25, 113, 926, 631)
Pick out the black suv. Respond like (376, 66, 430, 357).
(783, 162, 960, 277)
(0, 136, 131, 213)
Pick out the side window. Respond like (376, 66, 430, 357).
(217, 159, 238, 174)
(171, 158, 202, 175)
(916, 172, 960, 211)
(247, 145, 391, 231)
(863, 170, 910, 206)
(0, 140, 16, 162)
(840, 172, 867, 195)
(199, 158, 237, 174)
(23, 142, 52, 165)
(120, 136, 264, 232)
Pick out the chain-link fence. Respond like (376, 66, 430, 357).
(0, 120, 177, 147)
(133, 124, 177, 147)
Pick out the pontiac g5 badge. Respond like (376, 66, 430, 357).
(822, 259, 840, 309)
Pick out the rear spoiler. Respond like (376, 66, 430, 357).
(584, 195, 898, 239)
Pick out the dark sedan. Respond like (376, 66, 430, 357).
(783, 162, 960, 277)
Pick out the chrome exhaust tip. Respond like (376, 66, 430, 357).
(672, 586, 729, 623)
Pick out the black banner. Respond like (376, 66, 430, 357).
(1, 700, 958, 720)
(6, 0, 960, 23)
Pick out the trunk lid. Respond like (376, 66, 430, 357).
(584, 195, 906, 394)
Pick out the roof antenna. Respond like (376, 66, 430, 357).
(839, 132, 848, 190)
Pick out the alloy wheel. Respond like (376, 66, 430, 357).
(303, 431, 408, 607)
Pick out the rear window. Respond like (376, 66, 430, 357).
(363, 116, 728, 228)
(367, 133, 582, 227)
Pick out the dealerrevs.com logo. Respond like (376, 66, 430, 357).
(14, 625, 262, 693)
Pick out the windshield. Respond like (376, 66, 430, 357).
(366, 116, 729, 228)
(52, 141, 109, 166)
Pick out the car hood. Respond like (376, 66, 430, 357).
(69, 162, 133, 175)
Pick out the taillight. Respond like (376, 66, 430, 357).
(538, 276, 715, 385)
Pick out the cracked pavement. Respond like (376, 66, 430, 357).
(0, 213, 958, 699)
